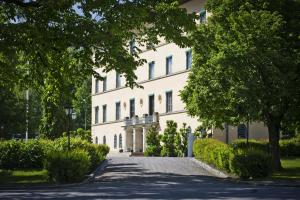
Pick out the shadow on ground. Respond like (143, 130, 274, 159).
(0, 159, 299, 200)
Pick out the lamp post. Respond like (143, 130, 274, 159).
(65, 106, 76, 151)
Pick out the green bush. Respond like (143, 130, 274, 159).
(193, 139, 231, 172)
(45, 149, 90, 183)
(230, 149, 272, 179)
(279, 137, 300, 157)
(145, 125, 161, 156)
(230, 139, 269, 152)
(54, 137, 109, 171)
(161, 120, 178, 157)
(193, 139, 272, 178)
(0, 140, 47, 170)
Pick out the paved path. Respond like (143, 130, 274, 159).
(0, 157, 299, 200)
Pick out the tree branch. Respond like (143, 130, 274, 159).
(0, 0, 40, 8)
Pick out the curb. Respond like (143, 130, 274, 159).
(190, 158, 229, 178)
(0, 159, 109, 190)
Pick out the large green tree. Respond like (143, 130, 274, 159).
(0, 0, 196, 89)
(181, 0, 300, 170)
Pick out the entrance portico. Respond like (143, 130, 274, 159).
(123, 113, 159, 152)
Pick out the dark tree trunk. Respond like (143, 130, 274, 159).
(267, 120, 282, 171)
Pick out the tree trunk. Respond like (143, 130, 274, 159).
(267, 120, 282, 171)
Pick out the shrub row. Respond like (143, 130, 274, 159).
(230, 137, 300, 157)
(0, 140, 46, 170)
(0, 138, 110, 183)
(193, 139, 272, 179)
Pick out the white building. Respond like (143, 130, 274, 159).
(91, 0, 269, 153)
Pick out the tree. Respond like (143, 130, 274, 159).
(175, 123, 188, 157)
(145, 125, 161, 156)
(0, 0, 196, 89)
(180, 0, 300, 170)
(161, 120, 178, 157)
(73, 77, 91, 131)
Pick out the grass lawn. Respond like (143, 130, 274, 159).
(272, 157, 300, 180)
(0, 169, 50, 186)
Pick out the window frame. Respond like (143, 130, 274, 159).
(103, 76, 107, 92)
(116, 72, 121, 88)
(166, 91, 173, 113)
(102, 104, 107, 123)
(148, 61, 155, 80)
(95, 106, 99, 124)
(129, 98, 135, 118)
(115, 101, 121, 121)
(186, 49, 192, 69)
(166, 56, 173, 75)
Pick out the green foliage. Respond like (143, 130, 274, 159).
(193, 138, 272, 178)
(54, 137, 109, 171)
(175, 123, 188, 157)
(161, 121, 178, 157)
(0, 86, 25, 139)
(145, 125, 161, 157)
(73, 78, 92, 130)
(279, 137, 300, 157)
(63, 128, 92, 142)
(230, 149, 272, 179)
(193, 139, 231, 172)
(45, 149, 90, 183)
(230, 139, 269, 153)
(0, 0, 196, 89)
(181, 0, 300, 170)
(0, 140, 46, 170)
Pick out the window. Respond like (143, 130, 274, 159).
(95, 137, 98, 145)
(130, 99, 135, 118)
(186, 50, 192, 69)
(149, 61, 155, 80)
(103, 77, 107, 92)
(95, 106, 99, 124)
(116, 72, 121, 88)
(149, 95, 155, 116)
(129, 39, 135, 55)
(103, 136, 106, 145)
(166, 56, 173, 75)
(102, 105, 107, 123)
(166, 91, 173, 113)
(119, 134, 122, 149)
(116, 102, 121, 120)
(95, 79, 99, 93)
(238, 124, 247, 139)
(199, 10, 207, 23)
(114, 134, 117, 149)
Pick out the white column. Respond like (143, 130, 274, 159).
(133, 128, 136, 152)
(142, 127, 147, 152)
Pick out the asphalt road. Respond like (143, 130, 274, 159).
(0, 157, 299, 200)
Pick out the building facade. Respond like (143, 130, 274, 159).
(91, 0, 269, 153)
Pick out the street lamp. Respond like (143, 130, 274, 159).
(65, 106, 76, 151)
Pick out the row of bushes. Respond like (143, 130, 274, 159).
(0, 138, 109, 183)
(193, 139, 272, 179)
(145, 121, 189, 157)
(230, 137, 300, 157)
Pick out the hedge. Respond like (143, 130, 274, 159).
(45, 149, 90, 183)
(0, 138, 109, 175)
(0, 140, 46, 170)
(193, 139, 272, 178)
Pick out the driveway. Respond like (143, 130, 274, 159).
(0, 157, 299, 200)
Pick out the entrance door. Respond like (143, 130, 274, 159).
(149, 95, 155, 116)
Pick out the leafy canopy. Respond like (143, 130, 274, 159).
(0, 0, 196, 89)
(181, 0, 300, 129)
